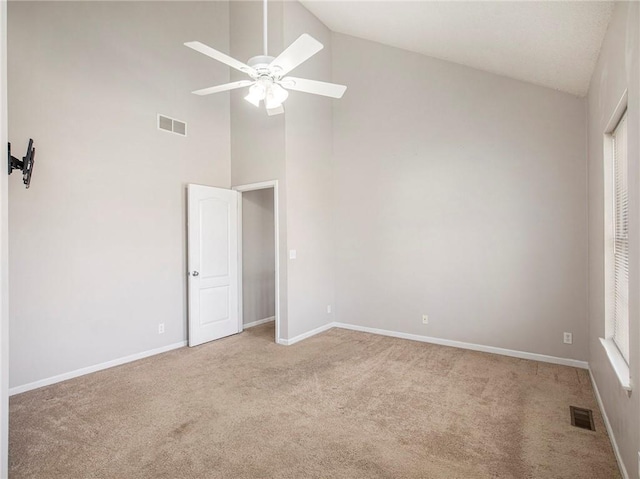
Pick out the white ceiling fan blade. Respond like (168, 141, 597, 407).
(192, 80, 254, 96)
(269, 34, 323, 76)
(280, 77, 347, 99)
(266, 104, 284, 116)
(185, 41, 256, 75)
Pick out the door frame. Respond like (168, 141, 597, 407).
(232, 180, 280, 344)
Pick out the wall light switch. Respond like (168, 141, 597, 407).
(289, 250, 297, 260)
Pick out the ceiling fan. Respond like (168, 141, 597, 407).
(184, 0, 347, 116)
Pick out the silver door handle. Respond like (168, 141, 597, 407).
(192, 271, 199, 277)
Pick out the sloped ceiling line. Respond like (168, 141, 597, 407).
(300, 1, 614, 97)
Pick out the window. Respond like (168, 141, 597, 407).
(602, 104, 631, 391)
(606, 109, 629, 364)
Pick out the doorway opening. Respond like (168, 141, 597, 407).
(234, 181, 280, 343)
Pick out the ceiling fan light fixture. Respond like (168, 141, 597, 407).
(244, 82, 265, 107)
(265, 83, 289, 109)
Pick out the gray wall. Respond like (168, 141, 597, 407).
(8, 1, 231, 388)
(587, 2, 640, 478)
(283, 1, 335, 338)
(242, 188, 275, 325)
(229, 0, 289, 340)
(0, 1, 8, 474)
(230, 1, 335, 340)
(332, 33, 588, 360)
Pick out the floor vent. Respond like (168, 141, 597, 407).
(570, 406, 595, 431)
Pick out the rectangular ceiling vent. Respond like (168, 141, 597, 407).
(158, 114, 187, 137)
(570, 406, 595, 431)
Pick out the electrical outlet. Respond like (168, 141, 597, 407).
(327, 305, 332, 314)
(422, 314, 429, 324)
(289, 249, 297, 260)
(563, 332, 572, 344)
(158, 323, 165, 334)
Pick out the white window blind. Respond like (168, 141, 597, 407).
(612, 110, 629, 363)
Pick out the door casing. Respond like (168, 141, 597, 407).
(233, 180, 281, 344)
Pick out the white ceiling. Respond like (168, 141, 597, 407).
(300, 1, 614, 96)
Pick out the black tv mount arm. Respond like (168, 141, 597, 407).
(8, 139, 35, 189)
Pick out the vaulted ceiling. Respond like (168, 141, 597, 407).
(300, 1, 614, 96)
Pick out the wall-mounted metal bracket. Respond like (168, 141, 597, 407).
(8, 139, 35, 188)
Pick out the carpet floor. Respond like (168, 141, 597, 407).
(10, 322, 621, 478)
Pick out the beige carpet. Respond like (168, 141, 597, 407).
(10, 323, 620, 478)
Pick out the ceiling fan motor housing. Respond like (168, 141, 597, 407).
(247, 55, 281, 78)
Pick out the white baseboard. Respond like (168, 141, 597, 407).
(244, 316, 275, 329)
(588, 368, 629, 479)
(277, 322, 335, 346)
(276, 321, 588, 369)
(333, 323, 589, 369)
(9, 341, 187, 396)
(10, 322, 590, 397)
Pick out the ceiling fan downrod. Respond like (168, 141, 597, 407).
(263, 0, 268, 56)
(247, 0, 275, 72)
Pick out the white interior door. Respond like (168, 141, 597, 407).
(187, 184, 239, 347)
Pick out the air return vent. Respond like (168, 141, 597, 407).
(570, 406, 595, 431)
(157, 114, 187, 136)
